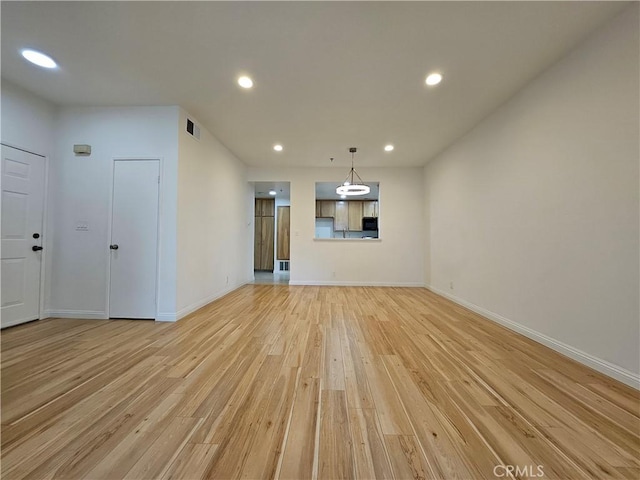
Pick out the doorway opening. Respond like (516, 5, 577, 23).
(252, 182, 290, 285)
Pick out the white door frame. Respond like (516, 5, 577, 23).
(0, 142, 50, 323)
(105, 157, 162, 320)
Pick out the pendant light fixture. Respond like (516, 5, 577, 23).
(336, 147, 370, 196)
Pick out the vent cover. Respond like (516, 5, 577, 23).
(279, 261, 290, 271)
(186, 118, 201, 140)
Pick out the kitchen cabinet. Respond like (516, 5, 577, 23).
(348, 201, 364, 231)
(316, 200, 336, 218)
(254, 198, 275, 270)
(315, 199, 378, 234)
(363, 200, 378, 218)
(334, 201, 349, 231)
(256, 198, 275, 216)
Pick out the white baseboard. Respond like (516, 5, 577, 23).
(175, 281, 248, 321)
(289, 280, 425, 287)
(44, 310, 108, 320)
(426, 285, 640, 390)
(1, 317, 40, 329)
(155, 313, 177, 322)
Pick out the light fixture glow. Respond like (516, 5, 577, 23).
(268, 190, 277, 196)
(384, 144, 394, 152)
(336, 147, 370, 196)
(273, 144, 283, 152)
(21, 49, 57, 69)
(340, 195, 347, 199)
(238, 76, 253, 88)
(337, 184, 370, 196)
(425, 73, 443, 86)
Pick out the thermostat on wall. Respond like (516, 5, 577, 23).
(73, 144, 91, 156)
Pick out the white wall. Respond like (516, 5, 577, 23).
(1, 80, 56, 157)
(50, 106, 179, 319)
(176, 110, 252, 319)
(1, 97, 251, 321)
(424, 5, 639, 385)
(248, 167, 425, 286)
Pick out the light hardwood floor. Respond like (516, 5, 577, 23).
(1, 286, 639, 479)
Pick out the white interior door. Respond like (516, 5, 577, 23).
(109, 160, 159, 319)
(1, 145, 46, 328)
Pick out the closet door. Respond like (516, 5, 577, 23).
(277, 206, 290, 260)
(254, 217, 262, 270)
(109, 160, 159, 319)
(260, 216, 274, 270)
(254, 198, 275, 271)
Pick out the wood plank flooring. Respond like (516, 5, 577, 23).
(2, 285, 639, 479)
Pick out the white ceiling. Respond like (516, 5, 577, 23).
(1, 1, 628, 168)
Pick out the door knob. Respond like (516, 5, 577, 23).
(110, 244, 119, 250)
(32, 245, 43, 251)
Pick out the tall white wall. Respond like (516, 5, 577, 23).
(176, 110, 252, 319)
(50, 106, 179, 319)
(248, 167, 425, 286)
(1, 80, 55, 157)
(424, 6, 639, 385)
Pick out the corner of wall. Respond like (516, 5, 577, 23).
(175, 109, 252, 314)
(423, 164, 431, 287)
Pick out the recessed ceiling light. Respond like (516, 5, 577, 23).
(425, 73, 443, 86)
(238, 76, 253, 89)
(21, 49, 57, 69)
(273, 144, 283, 152)
(268, 190, 277, 196)
(384, 144, 394, 152)
(340, 195, 347, 199)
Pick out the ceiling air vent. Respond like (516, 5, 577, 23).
(186, 118, 201, 140)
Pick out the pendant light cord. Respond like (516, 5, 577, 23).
(342, 150, 365, 186)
